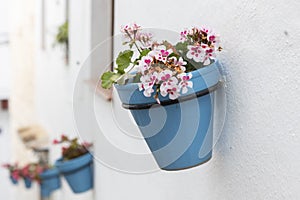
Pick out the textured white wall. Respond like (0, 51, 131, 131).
(94, 0, 300, 200)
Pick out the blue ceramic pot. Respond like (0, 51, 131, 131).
(40, 168, 61, 197)
(24, 177, 32, 188)
(55, 153, 93, 193)
(10, 176, 18, 185)
(115, 61, 221, 170)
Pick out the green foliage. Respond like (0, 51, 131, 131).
(62, 138, 88, 161)
(132, 73, 142, 83)
(54, 135, 92, 161)
(116, 50, 134, 74)
(175, 41, 204, 72)
(185, 60, 203, 71)
(140, 48, 151, 57)
(56, 21, 68, 45)
(133, 49, 150, 65)
(101, 50, 136, 89)
(101, 71, 122, 89)
(175, 41, 188, 53)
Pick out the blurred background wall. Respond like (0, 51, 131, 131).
(1, 0, 94, 199)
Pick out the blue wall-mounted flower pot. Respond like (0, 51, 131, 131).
(40, 168, 61, 197)
(10, 176, 18, 185)
(24, 177, 32, 188)
(55, 153, 93, 193)
(115, 60, 222, 171)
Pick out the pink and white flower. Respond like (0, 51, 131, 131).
(138, 56, 153, 74)
(177, 73, 193, 94)
(186, 45, 206, 62)
(136, 32, 153, 48)
(160, 81, 180, 100)
(149, 45, 173, 63)
(138, 72, 158, 97)
(157, 69, 173, 82)
(171, 57, 187, 72)
(186, 44, 215, 65)
(200, 27, 210, 34)
(121, 23, 141, 35)
(158, 70, 180, 99)
(180, 29, 188, 41)
(208, 33, 220, 49)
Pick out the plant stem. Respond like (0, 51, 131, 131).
(115, 64, 136, 83)
(133, 41, 142, 53)
(125, 30, 141, 53)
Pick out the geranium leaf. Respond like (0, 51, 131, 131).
(175, 42, 188, 53)
(101, 71, 121, 89)
(116, 50, 134, 74)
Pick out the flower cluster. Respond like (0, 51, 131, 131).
(121, 22, 153, 49)
(2, 163, 20, 182)
(20, 163, 47, 183)
(2, 162, 49, 183)
(101, 23, 222, 102)
(53, 134, 92, 161)
(121, 23, 141, 35)
(137, 45, 193, 101)
(180, 26, 221, 65)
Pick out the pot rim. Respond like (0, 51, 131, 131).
(40, 168, 60, 179)
(55, 153, 93, 173)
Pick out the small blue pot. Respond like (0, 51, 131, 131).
(10, 176, 18, 185)
(40, 168, 61, 197)
(55, 153, 93, 193)
(115, 61, 221, 170)
(24, 177, 32, 189)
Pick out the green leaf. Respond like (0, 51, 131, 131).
(168, 52, 178, 58)
(133, 49, 151, 65)
(175, 42, 188, 53)
(101, 71, 121, 89)
(140, 49, 150, 56)
(116, 50, 134, 74)
(132, 73, 142, 83)
(56, 21, 68, 44)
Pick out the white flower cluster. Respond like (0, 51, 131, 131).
(137, 45, 193, 100)
(180, 27, 220, 65)
(115, 23, 222, 102)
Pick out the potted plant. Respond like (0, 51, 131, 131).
(101, 23, 223, 170)
(22, 163, 61, 196)
(54, 21, 69, 64)
(2, 163, 20, 184)
(3, 161, 61, 196)
(54, 135, 93, 193)
(21, 162, 61, 193)
(20, 164, 34, 188)
(39, 166, 61, 197)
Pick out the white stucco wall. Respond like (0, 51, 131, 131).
(94, 0, 300, 200)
